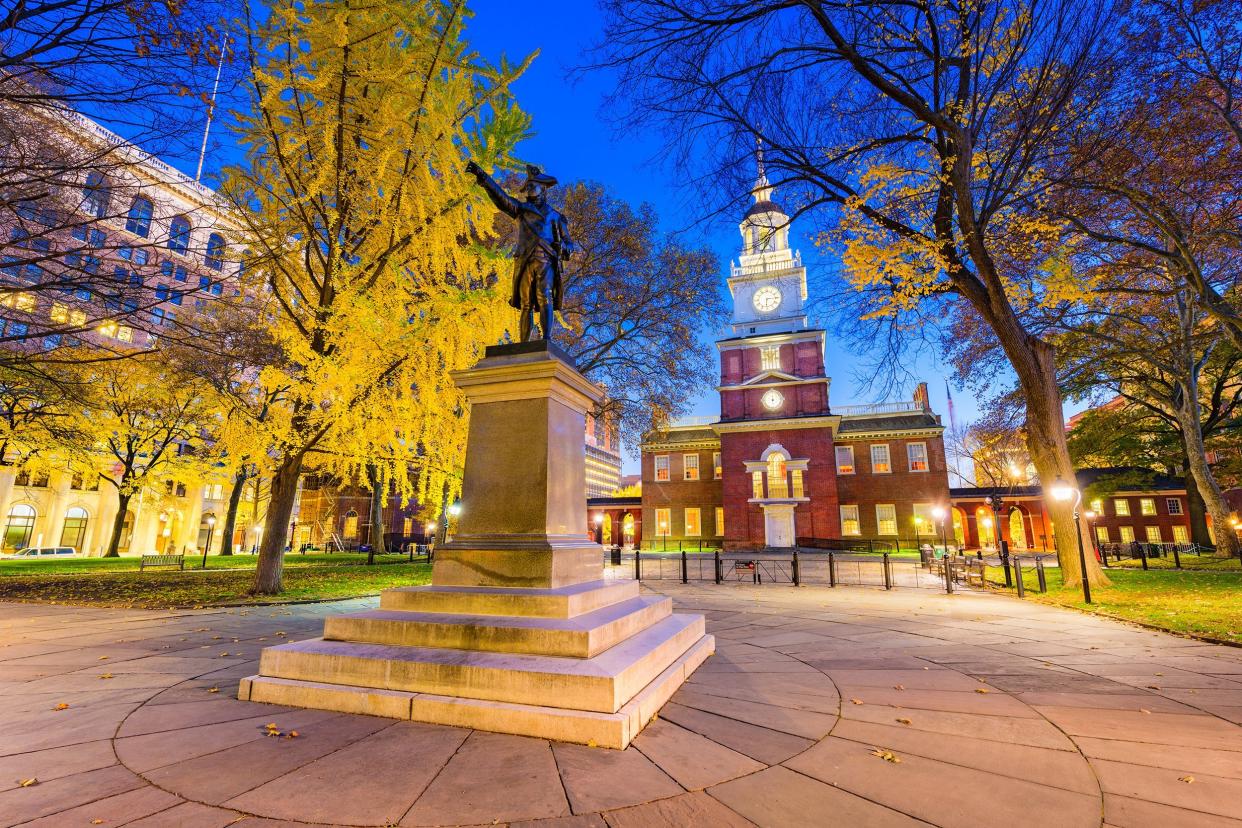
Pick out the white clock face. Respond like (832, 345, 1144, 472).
(761, 389, 784, 411)
(752, 285, 782, 313)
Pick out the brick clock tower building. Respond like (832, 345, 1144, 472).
(641, 159, 950, 550)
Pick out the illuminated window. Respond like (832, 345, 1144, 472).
(1114, 499, 1130, 517)
(343, 510, 358, 539)
(751, 471, 763, 499)
(760, 345, 780, 370)
(715, 506, 724, 536)
(791, 469, 804, 498)
(684, 508, 701, 536)
(1172, 525, 1189, 544)
(912, 503, 934, 533)
(98, 321, 118, 338)
(654, 455, 669, 482)
(713, 452, 722, 479)
(870, 444, 891, 474)
(3, 292, 34, 311)
(116, 325, 132, 343)
(876, 504, 897, 535)
(655, 508, 670, 536)
(840, 505, 860, 536)
(683, 453, 699, 481)
(1139, 498, 1156, 516)
(1089, 498, 1103, 513)
(907, 442, 929, 472)
(69, 309, 86, 326)
(1095, 526, 1109, 543)
(835, 445, 854, 474)
(767, 454, 788, 498)
(1118, 526, 1135, 543)
(50, 302, 68, 323)
(1145, 526, 1162, 543)
(1166, 498, 1183, 515)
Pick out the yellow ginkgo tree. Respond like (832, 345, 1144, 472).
(223, 0, 532, 594)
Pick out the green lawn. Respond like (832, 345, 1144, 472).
(1104, 551, 1242, 572)
(0, 559, 432, 608)
(0, 550, 420, 577)
(988, 564, 1242, 645)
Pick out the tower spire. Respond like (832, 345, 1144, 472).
(753, 137, 773, 203)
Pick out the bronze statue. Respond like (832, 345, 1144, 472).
(465, 161, 574, 342)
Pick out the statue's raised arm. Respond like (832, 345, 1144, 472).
(464, 161, 570, 344)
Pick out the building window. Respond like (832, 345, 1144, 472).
(835, 445, 855, 475)
(1172, 525, 1189, 544)
(912, 503, 934, 535)
(790, 469, 804, 498)
(1095, 526, 1109, 544)
(841, 505, 860, 536)
(683, 453, 699, 481)
(1118, 526, 1135, 544)
(1114, 499, 1130, 517)
(876, 504, 897, 535)
(1166, 498, 1183, 515)
(751, 471, 763, 499)
(168, 216, 191, 254)
(767, 454, 788, 498)
(1139, 498, 1156, 516)
(2, 292, 34, 312)
(715, 506, 724, 536)
(1145, 526, 1163, 543)
(205, 233, 226, 271)
(654, 508, 670, 538)
(684, 508, 701, 537)
(907, 442, 929, 472)
(654, 455, 669, 482)
(126, 197, 154, 237)
(343, 510, 359, 539)
(60, 507, 88, 549)
(760, 345, 780, 370)
(870, 444, 891, 474)
(1090, 498, 1103, 514)
(3, 504, 36, 550)
(713, 452, 722, 479)
(82, 172, 110, 218)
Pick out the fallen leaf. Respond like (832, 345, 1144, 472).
(219, 652, 230, 657)
(99, 673, 113, 680)
(208, 687, 220, 694)
(91, 820, 104, 825)
(975, 688, 990, 694)
(18, 778, 37, 787)
(1140, 708, 1152, 715)
(870, 747, 901, 763)
(287, 730, 299, 738)
(896, 717, 912, 725)
(1147, 685, 1161, 690)
(1178, 775, 1195, 784)
(52, 703, 69, 711)
(98, 656, 109, 660)
(894, 684, 905, 690)
(850, 698, 864, 705)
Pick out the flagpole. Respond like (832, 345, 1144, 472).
(195, 40, 228, 183)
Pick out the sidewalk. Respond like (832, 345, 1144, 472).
(1, 584, 1240, 826)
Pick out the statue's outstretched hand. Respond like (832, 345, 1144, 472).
(465, 160, 482, 177)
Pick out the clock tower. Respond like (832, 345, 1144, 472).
(714, 150, 839, 548)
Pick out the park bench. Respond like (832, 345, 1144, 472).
(140, 553, 185, 571)
(964, 558, 986, 588)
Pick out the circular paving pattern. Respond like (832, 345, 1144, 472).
(3, 586, 1242, 826)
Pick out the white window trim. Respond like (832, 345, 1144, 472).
(684, 507, 701, 537)
(1166, 498, 1183, 515)
(840, 505, 860, 536)
(654, 454, 669, 482)
(1114, 498, 1131, 517)
(654, 508, 671, 536)
(1139, 498, 1157, 516)
(870, 444, 891, 474)
(906, 442, 929, 473)
(835, 445, 855, 475)
(875, 504, 897, 535)
(715, 506, 724, 536)
(683, 453, 700, 481)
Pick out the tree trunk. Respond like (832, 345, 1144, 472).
(103, 491, 132, 558)
(1182, 451, 1214, 546)
(251, 454, 304, 595)
(219, 468, 248, 556)
(1172, 389, 1240, 557)
(366, 464, 385, 565)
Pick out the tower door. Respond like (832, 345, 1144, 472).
(764, 505, 795, 548)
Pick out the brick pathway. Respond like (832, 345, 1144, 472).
(1, 584, 1241, 827)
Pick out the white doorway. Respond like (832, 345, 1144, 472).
(764, 505, 795, 548)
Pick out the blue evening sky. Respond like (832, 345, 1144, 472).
(159, 0, 989, 476)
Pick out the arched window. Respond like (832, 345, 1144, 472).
(4, 504, 36, 550)
(766, 453, 788, 498)
(167, 216, 191, 255)
(343, 509, 359, 539)
(126, 197, 154, 237)
(204, 233, 225, 271)
(1008, 509, 1027, 550)
(60, 507, 88, 549)
(82, 173, 110, 218)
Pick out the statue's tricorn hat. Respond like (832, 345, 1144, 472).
(522, 163, 557, 190)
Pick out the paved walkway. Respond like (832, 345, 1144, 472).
(1, 584, 1241, 827)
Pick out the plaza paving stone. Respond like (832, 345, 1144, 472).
(2, 586, 1242, 826)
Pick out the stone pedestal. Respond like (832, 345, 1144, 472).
(240, 342, 713, 748)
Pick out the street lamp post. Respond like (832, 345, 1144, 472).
(986, 494, 1011, 587)
(1051, 478, 1092, 604)
(932, 505, 951, 593)
(201, 514, 216, 569)
(913, 516, 923, 553)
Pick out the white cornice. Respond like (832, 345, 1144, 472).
(717, 330, 825, 349)
(717, 377, 829, 392)
(714, 416, 840, 434)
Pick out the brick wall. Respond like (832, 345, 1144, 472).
(640, 446, 724, 544)
(834, 434, 950, 539)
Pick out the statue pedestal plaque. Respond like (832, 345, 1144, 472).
(240, 343, 714, 748)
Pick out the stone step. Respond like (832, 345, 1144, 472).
(323, 595, 672, 658)
(256, 612, 706, 714)
(240, 633, 715, 749)
(379, 578, 639, 619)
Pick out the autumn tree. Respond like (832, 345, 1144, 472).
(224, 0, 532, 594)
(595, 0, 1113, 586)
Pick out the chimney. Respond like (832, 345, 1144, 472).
(913, 382, 930, 411)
